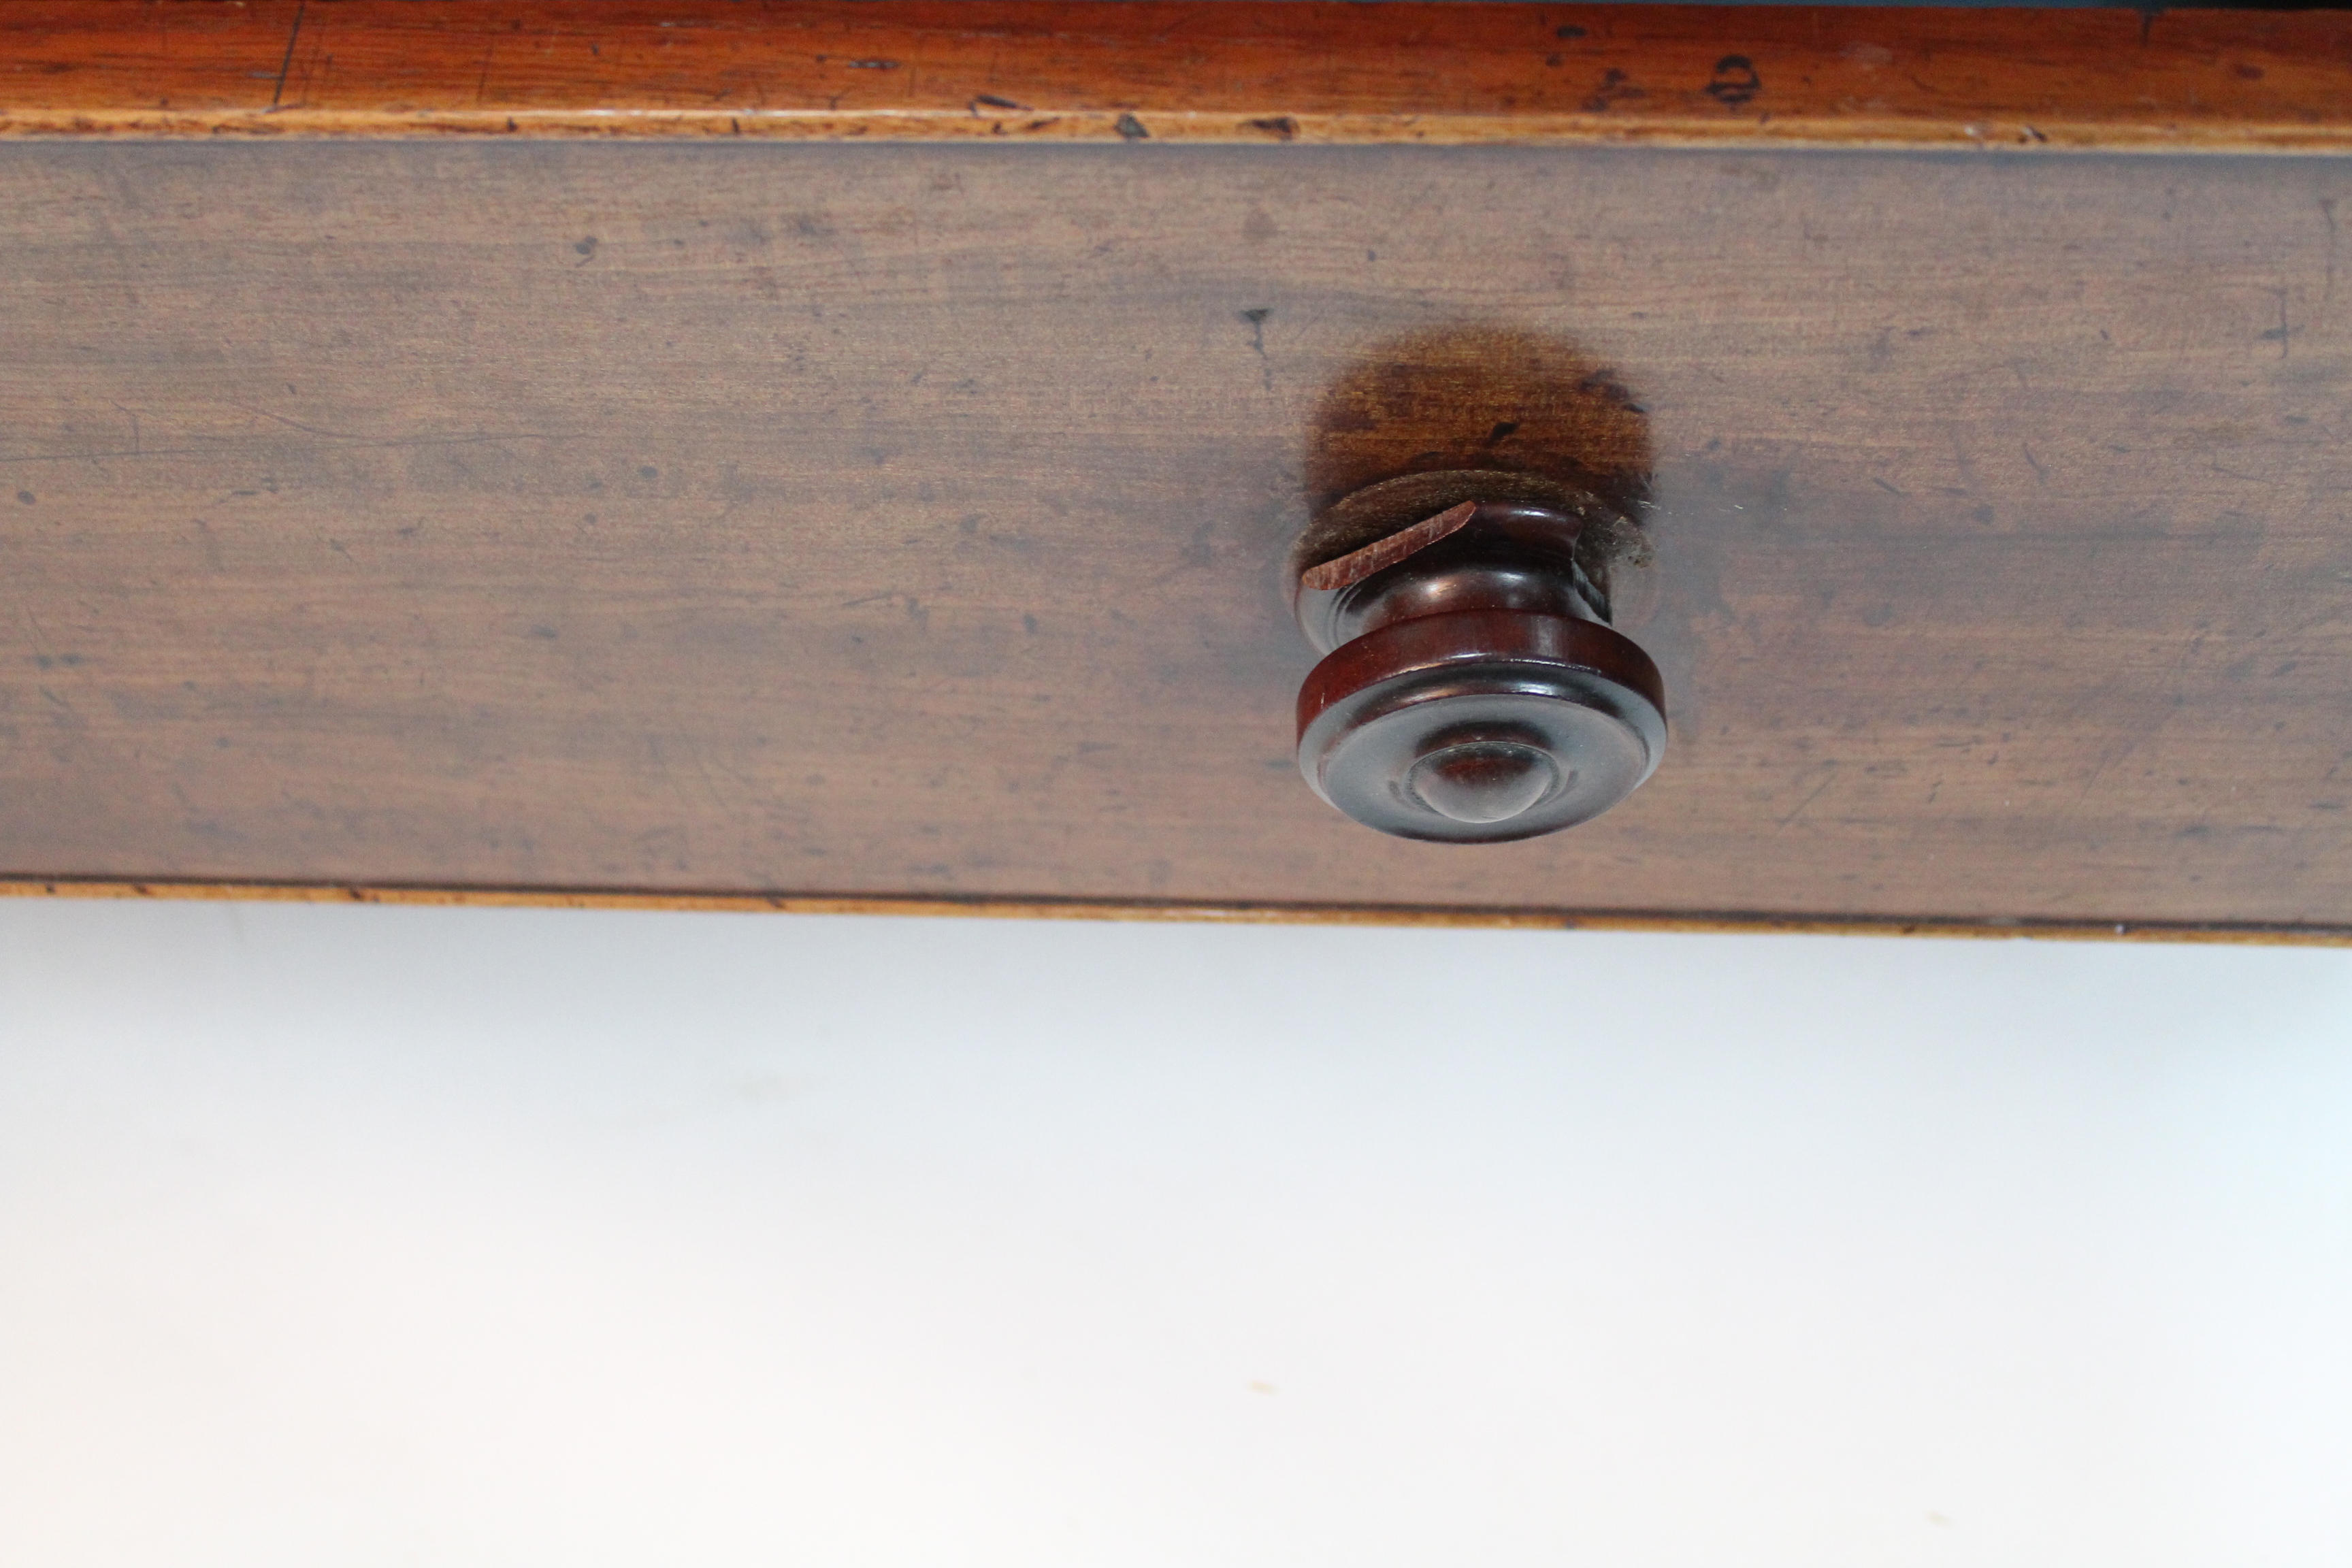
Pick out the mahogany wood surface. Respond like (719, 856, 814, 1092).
(4, 1, 2352, 153)
(3, 137, 2349, 930)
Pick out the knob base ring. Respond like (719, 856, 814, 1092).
(1296, 610, 1666, 844)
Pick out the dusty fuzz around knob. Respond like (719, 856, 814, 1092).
(1287, 476, 1666, 843)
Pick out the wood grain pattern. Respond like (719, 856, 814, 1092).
(4, 1, 2352, 152)
(10, 878, 2351, 946)
(3, 140, 2349, 932)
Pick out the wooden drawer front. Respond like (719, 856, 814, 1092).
(3, 4, 2350, 934)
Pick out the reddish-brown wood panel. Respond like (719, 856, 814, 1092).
(3, 1, 2351, 152)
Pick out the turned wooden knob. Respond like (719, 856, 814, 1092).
(1288, 491, 1665, 843)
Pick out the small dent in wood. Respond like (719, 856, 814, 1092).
(1584, 68, 1646, 114)
(1705, 54, 1763, 109)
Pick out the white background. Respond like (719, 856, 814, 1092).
(2, 899, 2349, 1566)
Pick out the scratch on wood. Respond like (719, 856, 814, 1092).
(1776, 764, 1840, 830)
(2322, 197, 2338, 305)
(270, 0, 306, 108)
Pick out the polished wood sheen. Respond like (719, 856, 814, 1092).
(4, 1, 2352, 152)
